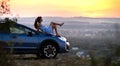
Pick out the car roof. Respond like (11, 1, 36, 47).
(0, 22, 37, 33)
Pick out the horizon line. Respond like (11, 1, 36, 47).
(0, 16, 120, 19)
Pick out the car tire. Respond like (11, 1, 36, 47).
(37, 42, 58, 59)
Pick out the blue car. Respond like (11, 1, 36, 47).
(0, 21, 70, 58)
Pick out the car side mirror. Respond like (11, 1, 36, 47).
(27, 32, 32, 36)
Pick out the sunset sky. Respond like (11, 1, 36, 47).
(10, 0, 120, 18)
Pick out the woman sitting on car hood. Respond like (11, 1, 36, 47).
(34, 16, 64, 36)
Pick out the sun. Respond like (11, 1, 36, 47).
(69, 0, 113, 17)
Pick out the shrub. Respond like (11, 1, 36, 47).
(0, 18, 17, 66)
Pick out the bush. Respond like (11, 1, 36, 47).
(0, 18, 17, 66)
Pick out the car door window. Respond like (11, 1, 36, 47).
(10, 26, 36, 35)
(10, 26, 25, 34)
(0, 23, 10, 33)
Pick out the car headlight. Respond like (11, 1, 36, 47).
(59, 36, 67, 41)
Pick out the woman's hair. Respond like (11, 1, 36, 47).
(34, 16, 42, 29)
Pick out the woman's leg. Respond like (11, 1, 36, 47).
(51, 22, 64, 26)
(50, 22, 64, 36)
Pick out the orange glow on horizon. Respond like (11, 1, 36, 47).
(9, 0, 120, 18)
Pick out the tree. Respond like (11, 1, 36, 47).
(0, 0, 11, 16)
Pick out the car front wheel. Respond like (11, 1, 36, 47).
(39, 42, 58, 59)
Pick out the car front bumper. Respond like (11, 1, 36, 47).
(65, 42, 70, 52)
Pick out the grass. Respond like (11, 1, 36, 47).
(0, 37, 120, 66)
(13, 55, 89, 66)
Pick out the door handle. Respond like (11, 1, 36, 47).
(11, 36, 17, 39)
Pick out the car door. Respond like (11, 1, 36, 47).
(9, 25, 39, 53)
